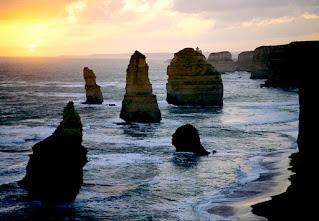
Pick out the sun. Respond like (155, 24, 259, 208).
(27, 43, 38, 52)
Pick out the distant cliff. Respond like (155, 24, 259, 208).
(207, 51, 237, 73)
(237, 51, 254, 72)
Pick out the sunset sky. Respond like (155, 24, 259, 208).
(1, 0, 319, 57)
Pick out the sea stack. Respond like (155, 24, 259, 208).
(120, 51, 162, 123)
(19, 101, 87, 202)
(167, 48, 223, 106)
(83, 67, 103, 104)
(207, 51, 237, 73)
(237, 51, 254, 71)
(172, 124, 210, 156)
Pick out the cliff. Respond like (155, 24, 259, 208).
(166, 48, 223, 106)
(120, 51, 162, 123)
(18, 102, 87, 202)
(250, 46, 276, 79)
(83, 67, 103, 104)
(252, 41, 318, 219)
(207, 51, 237, 73)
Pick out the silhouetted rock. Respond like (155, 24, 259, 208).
(263, 41, 319, 88)
(207, 51, 237, 73)
(237, 51, 254, 71)
(252, 41, 318, 220)
(120, 51, 162, 123)
(250, 46, 275, 79)
(172, 124, 210, 156)
(167, 48, 223, 106)
(83, 67, 103, 104)
(19, 101, 87, 202)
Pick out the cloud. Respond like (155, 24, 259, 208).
(302, 12, 319, 20)
(0, 0, 318, 56)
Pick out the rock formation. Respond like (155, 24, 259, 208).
(19, 101, 87, 202)
(120, 51, 162, 123)
(207, 51, 237, 73)
(249, 41, 319, 87)
(237, 51, 254, 71)
(252, 41, 318, 220)
(250, 46, 276, 79)
(166, 48, 223, 106)
(172, 124, 210, 156)
(83, 67, 103, 104)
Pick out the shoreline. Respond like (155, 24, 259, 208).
(205, 150, 295, 220)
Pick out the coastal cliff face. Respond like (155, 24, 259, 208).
(120, 51, 162, 123)
(237, 51, 254, 71)
(252, 41, 318, 220)
(250, 46, 276, 79)
(166, 48, 223, 106)
(83, 67, 103, 104)
(18, 102, 87, 202)
(207, 51, 237, 73)
(251, 41, 319, 88)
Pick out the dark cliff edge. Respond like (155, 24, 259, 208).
(252, 41, 318, 220)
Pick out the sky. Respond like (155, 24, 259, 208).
(0, 0, 319, 57)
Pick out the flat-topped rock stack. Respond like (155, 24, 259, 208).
(120, 51, 162, 123)
(83, 67, 103, 104)
(19, 102, 87, 202)
(207, 51, 237, 73)
(237, 51, 254, 71)
(166, 48, 223, 106)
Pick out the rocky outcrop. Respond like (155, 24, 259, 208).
(252, 41, 318, 220)
(250, 46, 275, 79)
(166, 48, 223, 106)
(237, 51, 254, 71)
(172, 124, 210, 156)
(207, 51, 237, 73)
(18, 101, 87, 202)
(83, 67, 103, 104)
(120, 51, 162, 123)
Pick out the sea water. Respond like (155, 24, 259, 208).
(0, 57, 298, 220)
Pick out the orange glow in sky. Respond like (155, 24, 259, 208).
(0, 0, 318, 57)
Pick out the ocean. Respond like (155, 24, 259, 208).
(0, 57, 299, 220)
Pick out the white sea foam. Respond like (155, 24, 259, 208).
(88, 153, 163, 167)
(0, 125, 54, 147)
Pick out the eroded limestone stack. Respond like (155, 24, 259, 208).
(19, 101, 87, 202)
(207, 51, 237, 73)
(237, 51, 254, 71)
(83, 67, 103, 104)
(120, 51, 162, 123)
(172, 124, 210, 156)
(167, 48, 223, 106)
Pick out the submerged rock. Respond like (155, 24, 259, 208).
(167, 48, 223, 106)
(207, 51, 237, 73)
(172, 124, 210, 156)
(120, 51, 162, 123)
(19, 101, 87, 202)
(83, 67, 103, 104)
